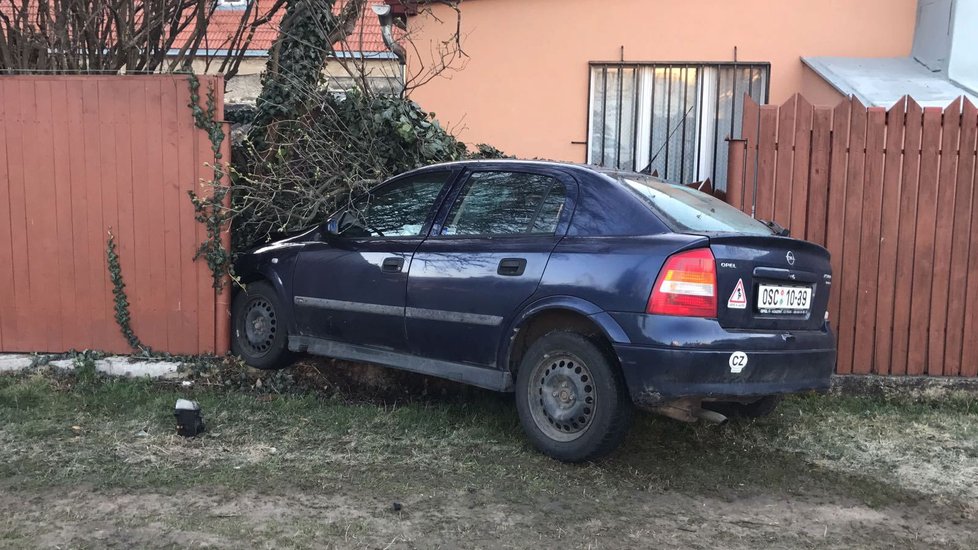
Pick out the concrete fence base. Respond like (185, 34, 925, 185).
(0, 354, 182, 379)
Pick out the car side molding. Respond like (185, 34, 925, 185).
(289, 335, 514, 392)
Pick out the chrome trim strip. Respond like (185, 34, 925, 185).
(405, 307, 503, 327)
(294, 295, 504, 326)
(293, 296, 403, 316)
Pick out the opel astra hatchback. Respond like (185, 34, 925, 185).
(232, 160, 836, 462)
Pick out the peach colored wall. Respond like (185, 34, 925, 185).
(406, 0, 917, 162)
(799, 64, 846, 106)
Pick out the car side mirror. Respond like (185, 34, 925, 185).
(325, 215, 341, 235)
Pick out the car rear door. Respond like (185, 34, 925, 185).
(405, 167, 576, 367)
(292, 170, 456, 351)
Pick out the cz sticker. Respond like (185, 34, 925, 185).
(727, 278, 747, 310)
(729, 351, 748, 373)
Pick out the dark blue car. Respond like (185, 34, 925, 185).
(232, 160, 836, 462)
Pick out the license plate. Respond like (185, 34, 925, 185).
(757, 284, 812, 314)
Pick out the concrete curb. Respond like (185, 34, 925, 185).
(0, 354, 184, 379)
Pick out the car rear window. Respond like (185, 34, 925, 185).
(619, 176, 774, 235)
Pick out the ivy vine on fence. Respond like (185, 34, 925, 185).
(186, 73, 232, 292)
(105, 228, 150, 353)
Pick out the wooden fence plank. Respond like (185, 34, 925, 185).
(64, 78, 93, 349)
(82, 79, 112, 351)
(143, 79, 170, 350)
(0, 80, 14, 348)
(825, 100, 851, 337)
(8, 80, 36, 351)
(98, 78, 127, 353)
(852, 107, 887, 374)
(874, 97, 908, 376)
(726, 139, 747, 212)
(159, 78, 189, 354)
(907, 107, 945, 375)
(773, 95, 797, 228)
(945, 99, 978, 375)
(194, 78, 217, 354)
(928, 100, 964, 375)
(891, 99, 924, 376)
(24, 79, 64, 351)
(754, 105, 779, 222)
(50, 79, 79, 350)
(807, 106, 833, 245)
(837, 99, 868, 375)
(742, 95, 760, 215)
(127, 80, 154, 350)
(175, 76, 202, 355)
(962, 126, 978, 376)
(790, 96, 814, 239)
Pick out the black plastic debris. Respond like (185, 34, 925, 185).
(174, 399, 205, 437)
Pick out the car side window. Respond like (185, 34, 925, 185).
(441, 171, 567, 236)
(340, 172, 450, 238)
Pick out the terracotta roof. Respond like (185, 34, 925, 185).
(177, 1, 392, 55)
(0, 1, 392, 56)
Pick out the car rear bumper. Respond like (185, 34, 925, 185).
(610, 319, 836, 408)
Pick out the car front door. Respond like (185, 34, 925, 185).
(405, 167, 576, 367)
(292, 170, 455, 351)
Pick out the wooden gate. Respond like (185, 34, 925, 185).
(726, 94, 978, 377)
(0, 75, 231, 355)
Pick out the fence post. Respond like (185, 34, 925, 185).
(725, 137, 747, 211)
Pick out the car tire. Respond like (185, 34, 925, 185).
(230, 281, 294, 370)
(515, 331, 633, 463)
(704, 395, 782, 419)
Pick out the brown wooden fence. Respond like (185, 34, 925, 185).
(0, 75, 231, 356)
(726, 94, 978, 377)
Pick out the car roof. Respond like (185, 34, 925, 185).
(404, 159, 670, 186)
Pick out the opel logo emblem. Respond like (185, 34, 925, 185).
(786, 251, 796, 266)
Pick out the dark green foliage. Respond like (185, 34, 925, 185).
(231, 89, 505, 249)
(105, 229, 148, 353)
(249, 0, 338, 152)
(186, 74, 232, 291)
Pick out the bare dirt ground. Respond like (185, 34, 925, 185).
(1, 363, 977, 548)
(2, 484, 974, 549)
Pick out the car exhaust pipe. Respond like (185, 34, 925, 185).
(693, 407, 728, 425)
(653, 398, 727, 425)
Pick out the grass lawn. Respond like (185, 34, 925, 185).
(1, 362, 977, 548)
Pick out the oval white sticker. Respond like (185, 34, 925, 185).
(729, 351, 748, 373)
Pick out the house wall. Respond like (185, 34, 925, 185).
(405, 0, 918, 162)
(183, 58, 403, 103)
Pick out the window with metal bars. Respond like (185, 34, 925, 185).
(587, 62, 769, 191)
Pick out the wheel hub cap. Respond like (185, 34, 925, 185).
(243, 298, 276, 354)
(528, 354, 596, 442)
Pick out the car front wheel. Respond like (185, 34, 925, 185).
(231, 281, 294, 370)
(515, 331, 633, 462)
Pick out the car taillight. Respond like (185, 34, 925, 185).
(647, 248, 717, 318)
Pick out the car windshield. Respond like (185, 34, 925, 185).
(619, 176, 774, 235)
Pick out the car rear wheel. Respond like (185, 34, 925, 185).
(515, 332, 633, 462)
(231, 281, 294, 370)
(704, 395, 782, 419)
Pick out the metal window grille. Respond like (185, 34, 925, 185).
(587, 62, 769, 191)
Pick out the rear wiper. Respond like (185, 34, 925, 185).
(760, 219, 790, 236)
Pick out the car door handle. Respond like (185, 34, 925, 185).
(497, 258, 527, 276)
(381, 256, 404, 273)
